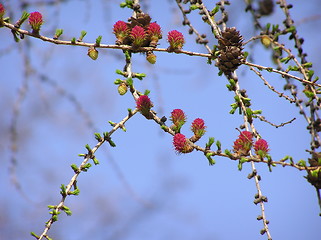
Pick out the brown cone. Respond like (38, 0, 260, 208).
(216, 27, 244, 75)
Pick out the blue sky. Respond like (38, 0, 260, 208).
(1, 1, 321, 239)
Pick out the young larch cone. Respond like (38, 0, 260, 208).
(254, 139, 269, 158)
(216, 27, 244, 76)
(233, 131, 253, 156)
(130, 25, 147, 48)
(147, 22, 162, 47)
(113, 20, 130, 45)
(136, 95, 153, 119)
(190, 118, 206, 142)
(170, 109, 187, 133)
(238, 131, 253, 143)
(167, 30, 185, 51)
(29, 11, 43, 34)
(173, 133, 194, 154)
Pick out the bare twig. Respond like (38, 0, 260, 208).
(256, 115, 296, 128)
(244, 61, 321, 88)
(249, 66, 295, 103)
(175, 0, 212, 53)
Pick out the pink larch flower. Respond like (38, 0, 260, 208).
(0, 3, 5, 19)
(113, 20, 129, 44)
(239, 131, 253, 143)
(233, 131, 253, 156)
(167, 30, 185, 50)
(170, 109, 186, 133)
(147, 22, 162, 47)
(130, 25, 146, 47)
(173, 133, 194, 154)
(136, 95, 153, 118)
(170, 109, 186, 125)
(254, 139, 269, 158)
(29, 11, 43, 34)
(190, 118, 206, 142)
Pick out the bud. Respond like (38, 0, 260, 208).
(118, 83, 128, 95)
(130, 25, 147, 48)
(233, 131, 253, 156)
(113, 20, 129, 45)
(147, 22, 162, 47)
(146, 51, 156, 64)
(261, 35, 271, 48)
(136, 95, 153, 119)
(167, 30, 185, 51)
(254, 139, 269, 158)
(87, 47, 98, 60)
(170, 109, 187, 133)
(173, 133, 194, 154)
(190, 118, 206, 142)
(29, 11, 43, 34)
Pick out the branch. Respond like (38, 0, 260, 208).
(33, 109, 138, 240)
(255, 115, 296, 128)
(244, 61, 321, 88)
(2, 21, 210, 57)
(249, 66, 295, 103)
(175, 0, 212, 54)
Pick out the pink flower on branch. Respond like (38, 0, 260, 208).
(254, 139, 269, 158)
(170, 109, 186, 133)
(167, 30, 185, 51)
(29, 11, 43, 34)
(190, 118, 206, 142)
(113, 20, 130, 44)
(233, 131, 253, 156)
(136, 95, 153, 119)
(147, 22, 162, 47)
(130, 25, 147, 47)
(173, 133, 194, 154)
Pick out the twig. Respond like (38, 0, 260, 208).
(256, 115, 296, 128)
(249, 66, 295, 103)
(316, 188, 321, 216)
(230, 72, 272, 238)
(199, 2, 222, 38)
(37, 73, 97, 131)
(244, 61, 321, 88)
(9, 41, 33, 201)
(175, 0, 212, 53)
(35, 109, 138, 240)
(278, 0, 308, 64)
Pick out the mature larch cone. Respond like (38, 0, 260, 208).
(128, 13, 151, 29)
(216, 27, 244, 76)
